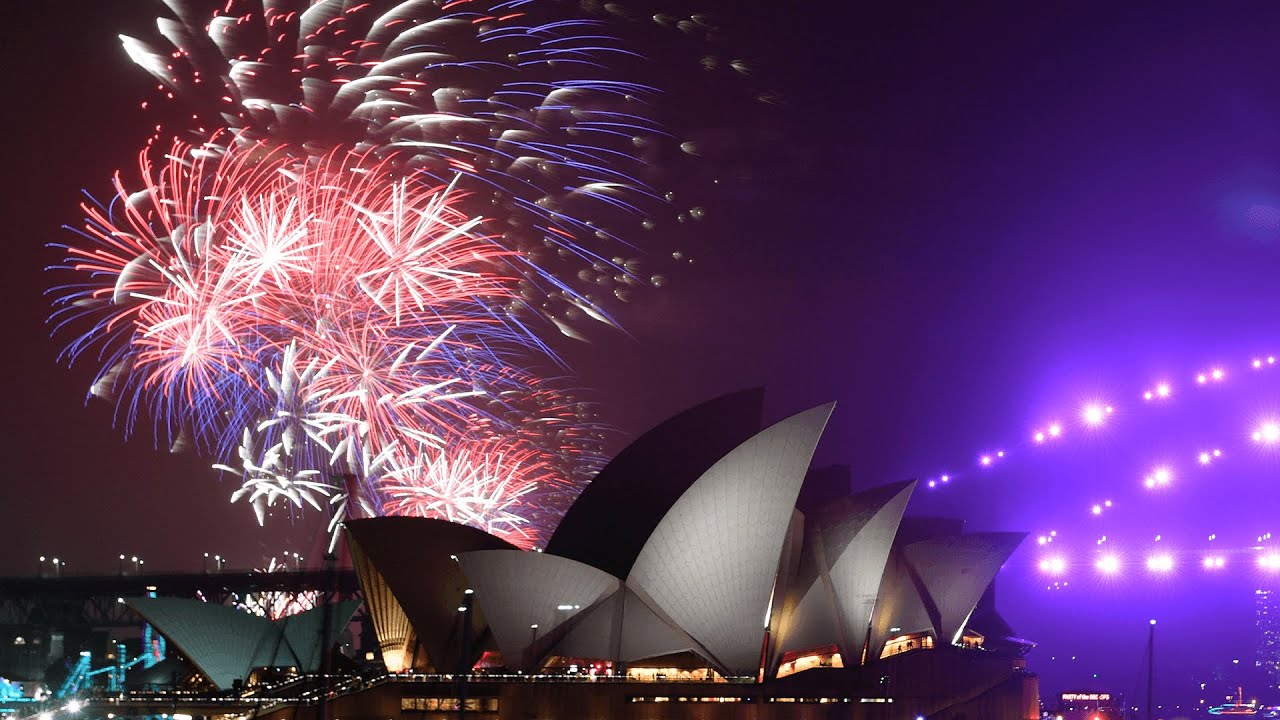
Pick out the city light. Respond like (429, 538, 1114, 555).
(1039, 556, 1067, 575)
(1034, 422, 1064, 443)
(1198, 451, 1211, 465)
(1156, 382, 1171, 398)
(979, 455, 993, 467)
(1081, 403, 1112, 427)
(1144, 466, 1173, 489)
(1202, 556, 1226, 569)
(1091, 504, 1102, 516)
(1096, 555, 1120, 574)
(1258, 553, 1280, 571)
(1253, 421, 1280, 444)
(1146, 554, 1175, 573)
(1212, 368, 1225, 380)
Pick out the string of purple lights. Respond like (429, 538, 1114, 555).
(918, 352, 1280, 589)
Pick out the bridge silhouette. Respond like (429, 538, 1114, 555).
(0, 570, 360, 629)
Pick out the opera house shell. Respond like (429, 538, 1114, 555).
(332, 390, 1041, 719)
(124, 597, 361, 691)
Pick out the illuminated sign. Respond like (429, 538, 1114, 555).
(1061, 693, 1112, 702)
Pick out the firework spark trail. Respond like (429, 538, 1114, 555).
(380, 439, 560, 549)
(54, 142, 516, 417)
(51, 0, 739, 544)
(117, 0, 702, 331)
(51, 139, 595, 542)
(236, 557, 320, 620)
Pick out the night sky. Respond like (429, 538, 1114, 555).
(7, 0, 1280, 712)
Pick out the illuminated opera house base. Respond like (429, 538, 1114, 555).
(258, 646, 1038, 720)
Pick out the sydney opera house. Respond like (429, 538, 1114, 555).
(132, 391, 1040, 719)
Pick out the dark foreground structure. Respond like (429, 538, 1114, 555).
(255, 650, 1037, 720)
(117, 391, 1040, 719)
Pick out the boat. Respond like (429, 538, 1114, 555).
(1208, 687, 1259, 716)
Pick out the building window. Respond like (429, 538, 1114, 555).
(629, 696, 746, 703)
(879, 632, 934, 659)
(775, 647, 844, 679)
(401, 697, 498, 713)
(957, 629, 985, 650)
(625, 666, 724, 682)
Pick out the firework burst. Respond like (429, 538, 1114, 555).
(54, 141, 520, 435)
(118, 0, 703, 329)
(50, 0, 736, 543)
(51, 139, 589, 539)
(380, 439, 556, 549)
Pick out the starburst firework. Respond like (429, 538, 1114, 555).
(49, 0, 735, 543)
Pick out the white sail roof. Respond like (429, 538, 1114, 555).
(776, 481, 915, 661)
(901, 532, 1026, 644)
(627, 403, 835, 675)
(457, 549, 619, 670)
